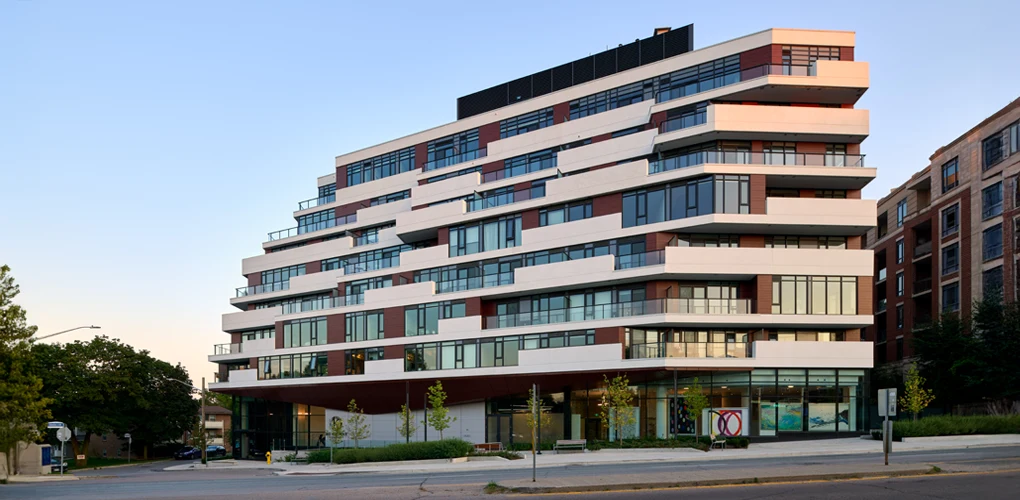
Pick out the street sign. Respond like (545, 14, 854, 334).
(76, 454, 85, 460)
(124, 433, 131, 439)
(878, 388, 897, 417)
(56, 427, 72, 442)
(47, 421, 66, 429)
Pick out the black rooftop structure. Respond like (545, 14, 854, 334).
(456, 25, 694, 120)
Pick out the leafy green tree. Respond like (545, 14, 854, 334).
(684, 378, 710, 441)
(326, 417, 345, 463)
(0, 265, 51, 477)
(900, 365, 935, 421)
(204, 391, 232, 409)
(396, 404, 418, 442)
(911, 312, 979, 409)
(425, 380, 455, 439)
(345, 400, 369, 448)
(31, 337, 199, 466)
(599, 374, 636, 444)
(524, 387, 551, 450)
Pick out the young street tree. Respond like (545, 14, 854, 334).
(426, 380, 455, 439)
(599, 374, 636, 444)
(396, 404, 418, 442)
(345, 400, 369, 448)
(326, 417, 345, 463)
(0, 265, 51, 477)
(684, 377, 710, 441)
(524, 387, 551, 449)
(900, 365, 935, 421)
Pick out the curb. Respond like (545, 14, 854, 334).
(500, 468, 934, 494)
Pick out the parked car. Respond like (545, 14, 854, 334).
(174, 446, 201, 460)
(206, 445, 226, 458)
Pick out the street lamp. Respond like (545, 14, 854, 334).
(33, 325, 101, 341)
(169, 377, 208, 467)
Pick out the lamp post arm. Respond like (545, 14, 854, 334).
(34, 325, 101, 341)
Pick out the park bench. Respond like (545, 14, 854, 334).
(473, 442, 504, 452)
(553, 439, 586, 453)
(710, 434, 727, 450)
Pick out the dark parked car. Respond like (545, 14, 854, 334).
(206, 445, 226, 458)
(174, 446, 201, 460)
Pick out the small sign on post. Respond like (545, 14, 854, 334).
(878, 388, 897, 465)
(125, 433, 132, 463)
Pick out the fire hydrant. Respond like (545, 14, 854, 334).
(265, 451, 272, 464)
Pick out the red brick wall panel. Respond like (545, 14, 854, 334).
(328, 350, 345, 376)
(757, 275, 772, 314)
(327, 314, 345, 344)
(383, 307, 405, 339)
(593, 193, 623, 217)
(750, 175, 767, 214)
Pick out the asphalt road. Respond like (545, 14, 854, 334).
(3, 445, 1018, 499)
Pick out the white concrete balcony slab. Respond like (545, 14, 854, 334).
(231, 269, 343, 307)
(751, 340, 873, 368)
(294, 170, 416, 218)
(222, 307, 278, 333)
(210, 337, 275, 363)
(661, 247, 873, 279)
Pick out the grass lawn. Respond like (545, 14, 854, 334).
(61, 457, 169, 471)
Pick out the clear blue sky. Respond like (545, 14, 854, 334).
(2, 0, 1018, 383)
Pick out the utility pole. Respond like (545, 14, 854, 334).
(423, 393, 428, 443)
(531, 383, 537, 483)
(201, 377, 207, 467)
(536, 384, 542, 455)
(405, 381, 410, 443)
(672, 370, 678, 440)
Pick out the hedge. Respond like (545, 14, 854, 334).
(306, 439, 474, 464)
(590, 436, 749, 451)
(892, 415, 1020, 438)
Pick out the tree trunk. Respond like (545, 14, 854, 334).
(71, 433, 91, 467)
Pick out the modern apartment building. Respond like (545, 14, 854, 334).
(210, 25, 876, 456)
(865, 99, 1020, 365)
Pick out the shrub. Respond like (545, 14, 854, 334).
(469, 450, 524, 460)
(305, 438, 473, 464)
(893, 415, 1020, 438)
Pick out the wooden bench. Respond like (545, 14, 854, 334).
(553, 439, 587, 453)
(473, 442, 504, 452)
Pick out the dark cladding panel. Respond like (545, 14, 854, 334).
(456, 24, 694, 119)
(664, 25, 694, 57)
(617, 40, 640, 71)
(639, 35, 663, 65)
(458, 84, 508, 121)
(572, 56, 594, 84)
(551, 63, 573, 91)
(507, 76, 533, 104)
(531, 69, 552, 97)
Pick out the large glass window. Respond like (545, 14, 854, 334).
(942, 243, 960, 275)
(404, 330, 594, 372)
(983, 224, 1003, 260)
(782, 45, 840, 65)
(297, 210, 335, 234)
(896, 200, 907, 227)
(369, 190, 411, 206)
(983, 121, 1020, 170)
(345, 146, 416, 187)
(405, 301, 467, 337)
(426, 129, 480, 170)
(499, 108, 554, 139)
(942, 158, 959, 193)
(622, 175, 749, 228)
(449, 215, 522, 257)
(896, 239, 904, 264)
(540, 200, 593, 227)
(345, 348, 384, 375)
(345, 310, 384, 342)
(241, 328, 274, 342)
(258, 353, 327, 379)
(261, 265, 306, 286)
(765, 236, 846, 249)
(771, 276, 857, 315)
(942, 282, 960, 312)
(282, 317, 328, 348)
(982, 182, 1003, 219)
(984, 266, 1004, 298)
(942, 204, 959, 237)
(896, 272, 904, 297)
(679, 234, 740, 247)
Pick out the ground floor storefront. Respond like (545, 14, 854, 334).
(227, 368, 869, 458)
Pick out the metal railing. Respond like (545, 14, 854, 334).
(353, 232, 379, 247)
(614, 250, 666, 270)
(649, 150, 866, 174)
(343, 256, 399, 276)
(654, 64, 816, 104)
(213, 343, 242, 356)
(466, 185, 545, 212)
(481, 156, 557, 183)
(485, 297, 751, 329)
(236, 281, 289, 298)
(297, 193, 336, 211)
(629, 342, 749, 359)
(914, 278, 932, 295)
(423, 148, 487, 172)
(913, 241, 932, 258)
(877, 298, 887, 313)
(279, 294, 365, 315)
(658, 109, 707, 134)
(267, 214, 356, 241)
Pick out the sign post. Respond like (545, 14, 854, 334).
(877, 388, 897, 466)
(124, 433, 132, 464)
(55, 427, 71, 475)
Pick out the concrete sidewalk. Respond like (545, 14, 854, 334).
(159, 434, 1020, 476)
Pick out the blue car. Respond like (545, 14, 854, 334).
(174, 446, 201, 460)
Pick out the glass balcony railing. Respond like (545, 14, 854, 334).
(353, 232, 380, 247)
(481, 156, 557, 184)
(914, 278, 933, 295)
(654, 64, 816, 104)
(628, 342, 749, 359)
(236, 281, 289, 298)
(466, 185, 546, 212)
(434, 273, 515, 294)
(213, 343, 242, 356)
(485, 297, 752, 329)
(649, 149, 866, 174)
(658, 109, 708, 133)
(614, 250, 666, 270)
(343, 256, 400, 276)
(279, 294, 365, 315)
(877, 298, 887, 313)
(423, 148, 487, 172)
(914, 241, 932, 259)
(297, 193, 336, 211)
(267, 214, 356, 241)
